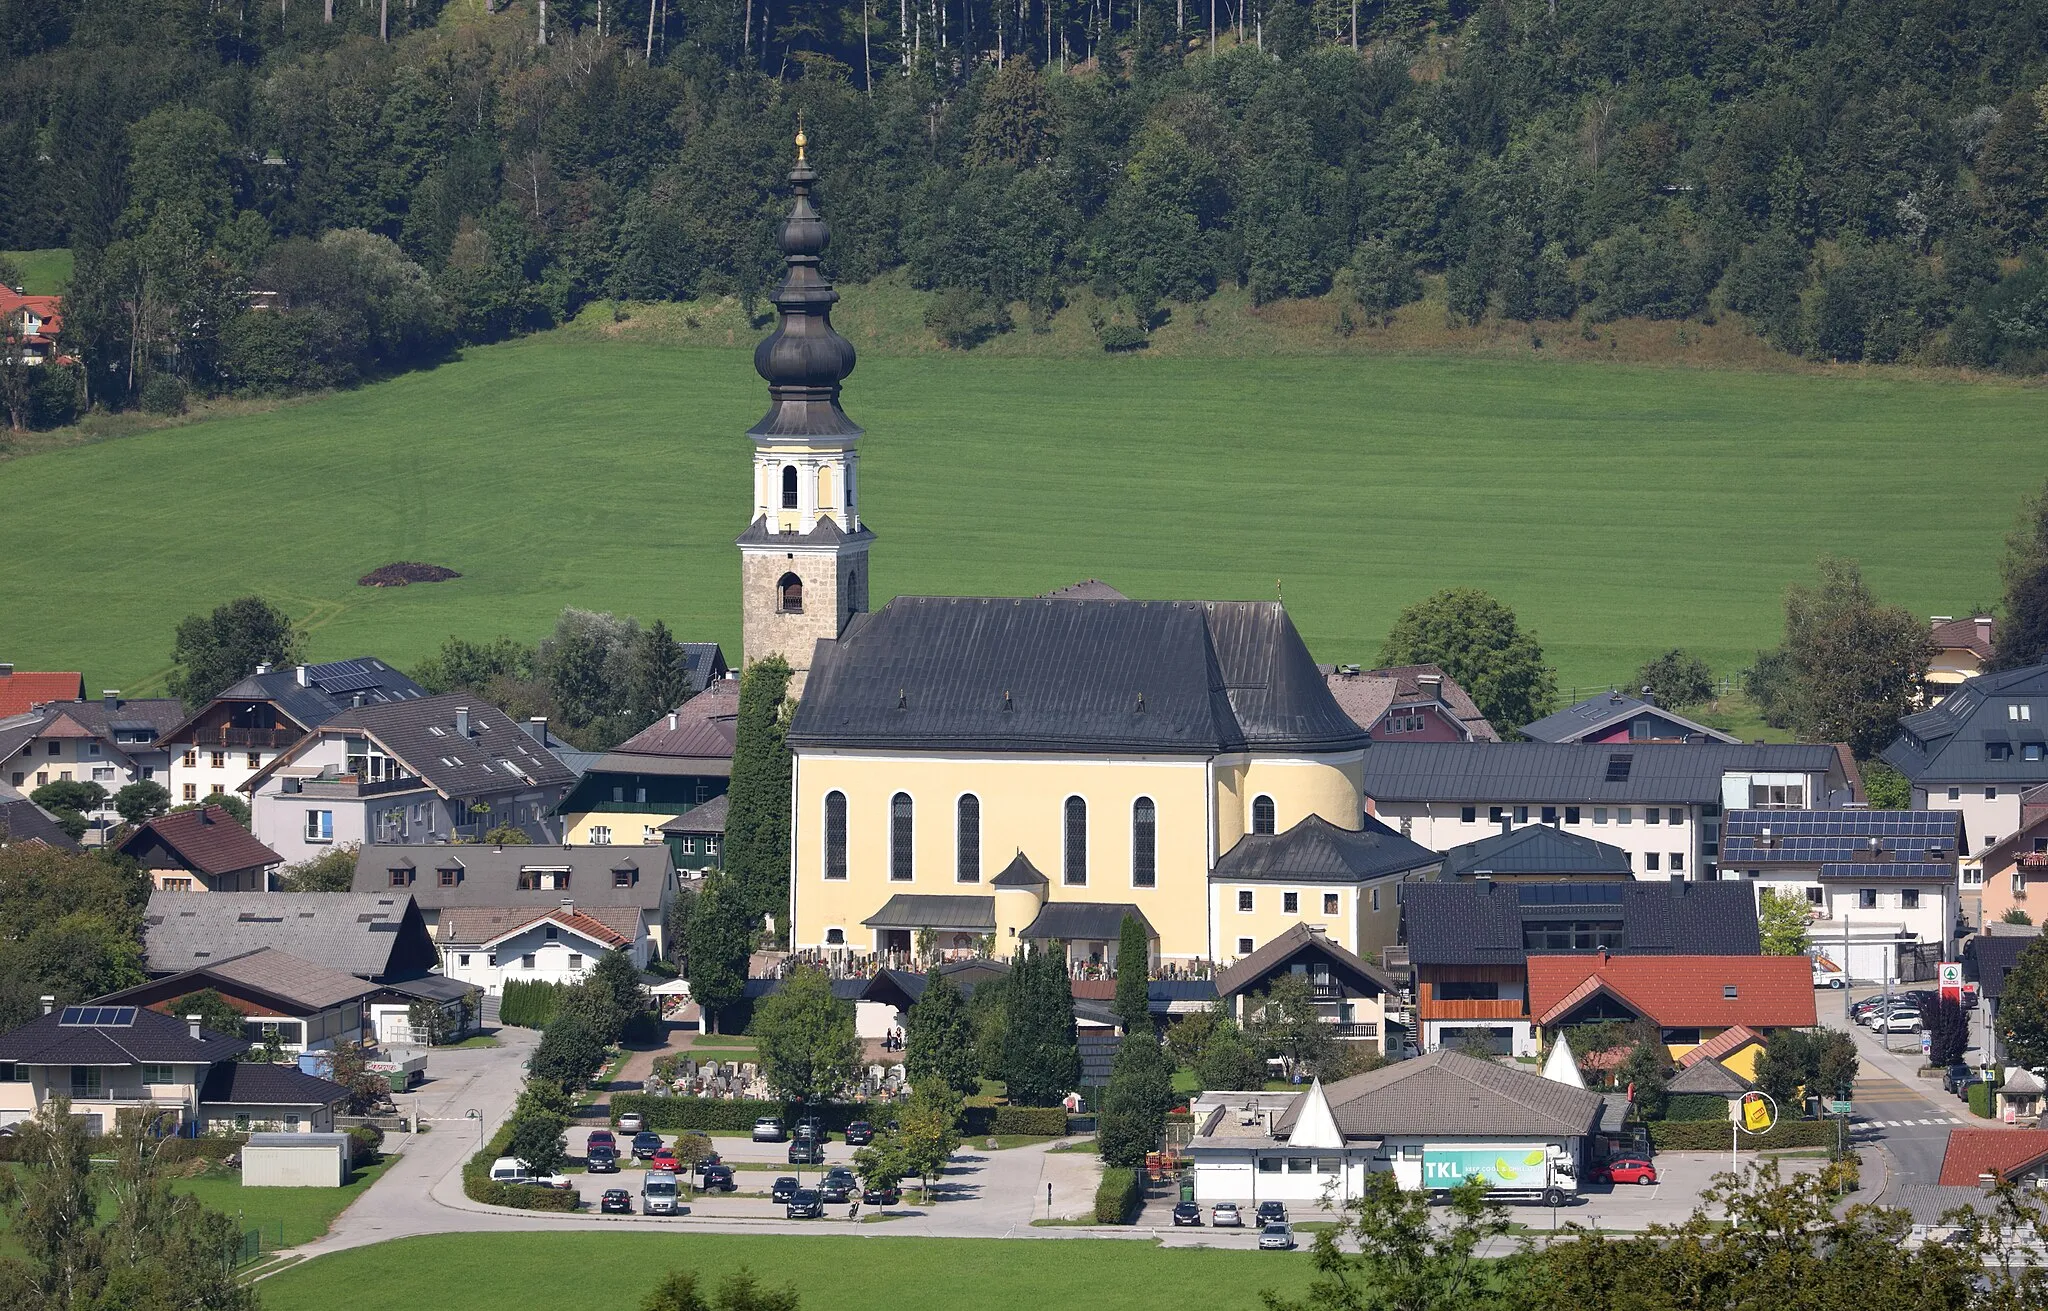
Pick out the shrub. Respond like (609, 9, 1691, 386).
(346, 1123, 384, 1167)
(499, 979, 569, 1028)
(1968, 1080, 1993, 1118)
(139, 374, 187, 415)
(1093, 1166, 1142, 1223)
(924, 287, 1013, 349)
(1646, 1117, 1835, 1150)
(1097, 323, 1148, 352)
(1661, 1094, 1733, 1123)
(461, 1120, 581, 1212)
(990, 1105, 1068, 1136)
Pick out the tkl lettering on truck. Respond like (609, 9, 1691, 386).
(1420, 1148, 1550, 1189)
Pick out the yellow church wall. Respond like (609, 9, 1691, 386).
(1210, 882, 1357, 960)
(1238, 756, 1366, 834)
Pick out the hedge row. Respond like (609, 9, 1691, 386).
(1662, 1094, 1736, 1123)
(608, 1093, 1071, 1138)
(498, 979, 570, 1029)
(461, 1121, 581, 1212)
(1094, 1167, 1143, 1224)
(1647, 1117, 1838, 1151)
(988, 1106, 1069, 1136)
(1968, 1081, 1993, 1118)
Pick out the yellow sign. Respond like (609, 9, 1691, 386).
(1741, 1093, 1775, 1133)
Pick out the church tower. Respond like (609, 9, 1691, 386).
(737, 131, 873, 690)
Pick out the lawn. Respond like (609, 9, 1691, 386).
(3, 247, 72, 294)
(0, 333, 2037, 694)
(258, 1232, 1317, 1311)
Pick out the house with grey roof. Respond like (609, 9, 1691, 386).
(1208, 815, 1441, 962)
(1438, 824, 1635, 883)
(1363, 740, 1854, 881)
(1521, 689, 1738, 745)
(1213, 923, 1402, 1055)
(1965, 924, 2042, 1062)
(559, 680, 736, 858)
(0, 692, 187, 838)
(95, 947, 376, 1054)
(242, 694, 576, 865)
(352, 841, 679, 958)
(1880, 662, 2048, 868)
(141, 891, 439, 982)
(0, 790, 81, 850)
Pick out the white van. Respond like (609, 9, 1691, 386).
(642, 1170, 681, 1215)
(489, 1157, 570, 1190)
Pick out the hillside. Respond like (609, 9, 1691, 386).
(0, 334, 2033, 698)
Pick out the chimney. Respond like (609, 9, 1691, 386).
(101, 689, 119, 709)
(0, 662, 13, 676)
(1418, 673, 1443, 702)
(199, 808, 214, 825)
(351, 692, 364, 708)
(295, 664, 308, 686)
(560, 897, 574, 914)
(1640, 686, 1658, 707)
(455, 706, 471, 738)
(40, 994, 54, 1015)
(524, 716, 548, 743)
(255, 661, 272, 675)
(1930, 616, 1952, 629)
(1977, 616, 1994, 646)
(185, 1014, 201, 1040)
(667, 712, 678, 731)
(1609, 690, 1623, 705)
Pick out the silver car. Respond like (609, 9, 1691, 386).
(1259, 1222, 1296, 1250)
(1212, 1202, 1244, 1227)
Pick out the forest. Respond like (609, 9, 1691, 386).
(3, 0, 2048, 427)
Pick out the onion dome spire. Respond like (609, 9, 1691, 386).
(749, 125, 860, 443)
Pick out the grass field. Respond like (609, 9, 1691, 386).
(0, 332, 2037, 695)
(3, 248, 73, 294)
(257, 1232, 1317, 1311)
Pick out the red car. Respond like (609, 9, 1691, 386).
(649, 1147, 680, 1173)
(586, 1129, 617, 1153)
(1600, 1158, 1658, 1186)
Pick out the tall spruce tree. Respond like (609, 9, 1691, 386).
(685, 873, 752, 1036)
(723, 656, 794, 936)
(1096, 1029, 1174, 1167)
(1112, 914, 1152, 1036)
(905, 966, 980, 1097)
(1002, 944, 1081, 1107)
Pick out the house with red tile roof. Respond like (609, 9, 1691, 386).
(434, 902, 650, 995)
(0, 291, 67, 365)
(0, 665, 85, 717)
(1526, 954, 1816, 1078)
(1324, 663, 1500, 742)
(1937, 1128, 2048, 1187)
(116, 804, 283, 893)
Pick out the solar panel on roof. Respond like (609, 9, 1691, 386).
(58, 1006, 135, 1026)
(315, 670, 387, 695)
(1605, 753, 1633, 782)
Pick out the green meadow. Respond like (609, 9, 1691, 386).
(257, 1232, 1316, 1311)
(3, 248, 74, 294)
(0, 334, 2036, 694)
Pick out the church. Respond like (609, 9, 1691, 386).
(739, 137, 1431, 970)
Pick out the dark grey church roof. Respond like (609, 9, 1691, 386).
(860, 894, 996, 932)
(790, 597, 1369, 755)
(1361, 742, 1847, 805)
(1211, 815, 1439, 885)
(1439, 825, 1634, 880)
(1401, 879, 1761, 966)
(990, 852, 1049, 888)
(733, 516, 874, 548)
(1020, 902, 1154, 943)
(1881, 663, 2048, 786)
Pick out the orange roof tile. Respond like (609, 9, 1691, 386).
(0, 671, 85, 717)
(1938, 1128, 2048, 1187)
(1527, 955, 1816, 1029)
(1677, 1024, 1763, 1067)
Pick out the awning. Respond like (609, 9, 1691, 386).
(860, 894, 996, 933)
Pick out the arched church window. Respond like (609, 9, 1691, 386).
(1064, 796, 1088, 886)
(1132, 798, 1157, 888)
(956, 795, 981, 883)
(816, 465, 835, 508)
(824, 792, 847, 880)
(778, 573, 804, 614)
(891, 793, 914, 881)
(782, 465, 799, 509)
(1253, 795, 1277, 835)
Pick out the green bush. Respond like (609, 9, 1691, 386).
(499, 979, 570, 1029)
(1646, 1117, 1836, 1151)
(1098, 323, 1148, 352)
(924, 287, 1013, 349)
(1093, 1166, 1142, 1223)
(461, 1121, 580, 1212)
(990, 1105, 1069, 1136)
(1968, 1080, 1993, 1118)
(1661, 1094, 1734, 1123)
(346, 1123, 384, 1167)
(139, 373, 187, 415)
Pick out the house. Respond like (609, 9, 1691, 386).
(363, 973, 479, 1046)
(437, 904, 649, 996)
(1324, 664, 1500, 742)
(0, 1000, 347, 1135)
(1971, 784, 2048, 927)
(141, 891, 440, 982)
(242, 694, 576, 864)
(1520, 690, 1738, 745)
(1187, 1052, 1617, 1205)
(680, 644, 730, 696)
(1213, 923, 1400, 1056)
(0, 664, 84, 716)
(1998, 1067, 2045, 1125)
(1880, 662, 2048, 871)
(659, 793, 727, 874)
(1362, 741, 1856, 881)
(1523, 954, 1816, 1076)
(1401, 879, 1761, 1058)
(0, 791, 81, 849)
(116, 805, 284, 893)
(0, 692, 188, 836)
(1207, 815, 1440, 961)
(0, 291, 67, 364)
(1938, 1127, 2048, 1186)
(558, 680, 736, 849)
(1927, 617, 1997, 699)
(93, 948, 374, 1054)
(159, 657, 426, 808)
(1719, 808, 1963, 980)
(1666, 1040, 1755, 1108)
(350, 842, 680, 957)
(1966, 924, 2042, 1062)
(1438, 825, 1635, 883)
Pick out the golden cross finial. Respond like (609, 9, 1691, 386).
(795, 111, 807, 165)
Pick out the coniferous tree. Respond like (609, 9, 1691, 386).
(1096, 1028, 1174, 1166)
(1112, 914, 1151, 1036)
(905, 967, 980, 1097)
(722, 657, 794, 935)
(1002, 944, 1081, 1107)
(685, 873, 752, 1035)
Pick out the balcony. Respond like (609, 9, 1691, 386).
(2018, 853, 2048, 871)
(198, 727, 302, 749)
(290, 774, 425, 799)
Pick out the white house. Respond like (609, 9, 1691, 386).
(437, 904, 650, 996)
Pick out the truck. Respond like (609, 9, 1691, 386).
(1419, 1144, 1578, 1208)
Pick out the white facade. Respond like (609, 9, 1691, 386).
(1747, 871, 1957, 973)
(168, 745, 272, 811)
(440, 917, 648, 996)
(1920, 784, 2011, 866)
(1377, 801, 1704, 880)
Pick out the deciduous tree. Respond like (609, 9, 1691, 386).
(1096, 1030, 1174, 1167)
(167, 597, 300, 705)
(1380, 589, 1558, 734)
(1633, 648, 1716, 709)
(167, 989, 246, 1044)
(1765, 558, 1933, 758)
(275, 843, 360, 892)
(530, 1014, 606, 1091)
(1758, 889, 1812, 957)
(753, 965, 860, 1104)
(1996, 936, 2048, 1070)
(1925, 997, 1970, 1067)
(1246, 972, 1333, 1082)
(1262, 1174, 1509, 1311)
(110, 781, 169, 826)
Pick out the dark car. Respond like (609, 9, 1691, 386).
(1255, 1201, 1288, 1225)
(786, 1188, 824, 1219)
(1172, 1201, 1203, 1227)
(861, 1183, 900, 1206)
(844, 1120, 875, 1147)
(631, 1131, 664, 1160)
(771, 1175, 801, 1203)
(822, 1168, 856, 1203)
(788, 1139, 824, 1166)
(698, 1163, 737, 1192)
(797, 1115, 828, 1143)
(586, 1144, 620, 1173)
(599, 1188, 632, 1214)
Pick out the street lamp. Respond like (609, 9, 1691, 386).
(466, 1108, 483, 1156)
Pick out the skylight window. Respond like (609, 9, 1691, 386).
(1605, 753, 1634, 782)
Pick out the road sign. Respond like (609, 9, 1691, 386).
(1940, 961, 1964, 1003)
(1827, 1100, 1852, 1116)
(1740, 1091, 1777, 1134)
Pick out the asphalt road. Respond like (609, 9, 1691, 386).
(1823, 987, 1983, 1191)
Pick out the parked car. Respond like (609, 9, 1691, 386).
(797, 1115, 828, 1143)
(1599, 1158, 1658, 1186)
(486, 1157, 572, 1190)
(631, 1131, 663, 1160)
(844, 1120, 875, 1146)
(599, 1188, 633, 1214)
(861, 1182, 900, 1206)
(1259, 1223, 1297, 1250)
(586, 1128, 617, 1153)
(1211, 1202, 1244, 1227)
(788, 1139, 824, 1166)
(771, 1175, 800, 1204)
(1172, 1201, 1203, 1227)
(1255, 1201, 1288, 1225)
(822, 1167, 856, 1203)
(617, 1111, 644, 1133)
(641, 1171, 680, 1215)
(650, 1147, 680, 1173)
(752, 1116, 787, 1143)
(586, 1144, 620, 1173)
(1870, 1008, 1923, 1033)
(786, 1188, 824, 1219)
(698, 1162, 737, 1192)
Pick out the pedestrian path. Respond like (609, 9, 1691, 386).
(1855, 1115, 1971, 1128)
